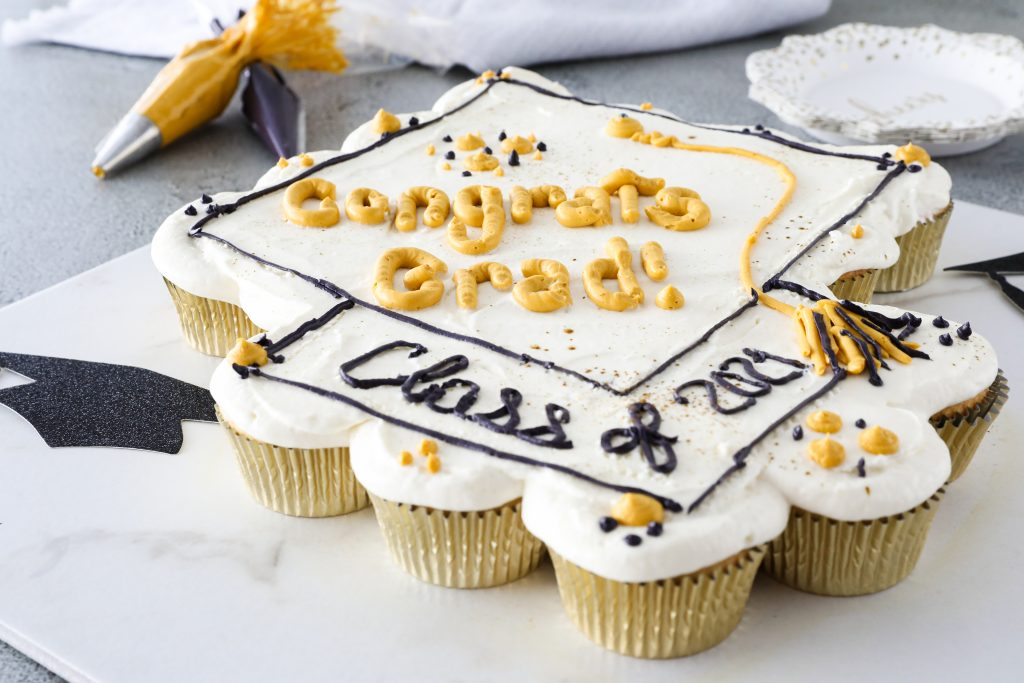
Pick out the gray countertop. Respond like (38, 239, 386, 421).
(1, 0, 1021, 679)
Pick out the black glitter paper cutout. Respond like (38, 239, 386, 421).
(0, 353, 216, 454)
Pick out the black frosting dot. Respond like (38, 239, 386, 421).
(876, 163, 888, 171)
(624, 534, 643, 547)
(484, 146, 492, 155)
(792, 425, 803, 440)
(442, 134, 452, 143)
(184, 205, 197, 216)
(445, 151, 455, 160)
(508, 150, 520, 166)
(742, 127, 750, 133)
(200, 193, 213, 204)
(956, 321, 972, 340)
(855, 418, 867, 428)
(537, 141, 547, 152)
(497, 130, 507, 141)
(598, 516, 618, 532)
(933, 315, 949, 328)
(461, 170, 472, 177)
(755, 124, 764, 131)
(882, 151, 892, 158)
(646, 521, 663, 537)
(908, 164, 923, 173)
(408, 116, 419, 126)
(939, 333, 953, 346)
(205, 204, 218, 214)
(857, 458, 866, 478)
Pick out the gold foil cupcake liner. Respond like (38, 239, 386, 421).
(931, 370, 1008, 483)
(829, 268, 879, 304)
(763, 490, 943, 596)
(550, 546, 766, 658)
(163, 278, 263, 357)
(369, 495, 546, 589)
(875, 203, 954, 293)
(217, 406, 369, 517)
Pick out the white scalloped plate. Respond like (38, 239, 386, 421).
(746, 23, 1024, 156)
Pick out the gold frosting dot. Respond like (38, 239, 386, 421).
(493, 167, 504, 177)
(425, 144, 436, 156)
(605, 115, 644, 138)
(640, 102, 653, 110)
(227, 338, 268, 367)
(859, 425, 900, 455)
(277, 157, 289, 168)
(426, 453, 441, 473)
(455, 132, 485, 151)
(808, 437, 845, 469)
(475, 69, 496, 84)
(464, 151, 499, 171)
(399, 450, 413, 466)
(441, 162, 451, 171)
(373, 108, 401, 135)
(610, 493, 664, 526)
(420, 438, 438, 456)
(807, 410, 842, 433)
(298, 153, 314, 167)
(656, 285, 685, 310)
(894, 142, 931, 167)
(501, 135, 534, 154)
(533, 151, 543, 161)
(851, 223, 864, 238)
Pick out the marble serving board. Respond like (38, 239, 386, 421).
(1, 201, 1022, 683)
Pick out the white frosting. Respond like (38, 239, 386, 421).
(157, 67, 996, 583)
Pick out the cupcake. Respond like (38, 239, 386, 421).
(874, 144, 953, 293)
(213, 338, 369, 518)
(350, 420, 545, 589)
(163, 278, 263, 357)
(829, 268, 880, 303)
(930, 369, 1008, 482)
(763, 402, 951, 596)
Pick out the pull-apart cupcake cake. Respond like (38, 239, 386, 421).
(152, 67, 1006, 659)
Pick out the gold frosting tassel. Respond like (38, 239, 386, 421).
(92, 0, 347, 177)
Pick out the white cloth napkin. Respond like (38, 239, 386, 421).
(3, 0, 831, 71)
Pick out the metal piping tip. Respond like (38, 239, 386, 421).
(90, 112, 162, 178)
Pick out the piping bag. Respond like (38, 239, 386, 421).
(91, 0, 346, 178)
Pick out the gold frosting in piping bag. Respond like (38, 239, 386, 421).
(135, 0, 346, 147)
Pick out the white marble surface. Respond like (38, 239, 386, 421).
(0, 201, 1022, 682)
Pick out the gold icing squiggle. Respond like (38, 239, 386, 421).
(583, 237, 644, 312)
(372, 247, 447, 311)
(395, 186, 450, 232)
(345, 187, 389, 224)
(453, 262, 514, 309)
(513, 259, 571, 312)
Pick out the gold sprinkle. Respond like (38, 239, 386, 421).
(851, 223, 864, 239)
(227, 338, 268, 367)
(475, 69, 496, 84)
(441, 162, 451, 171)
(420, 438, 438, 456)
(564, 328, 574, 334)
(298, 153, 314, 167)
(399, 450, 413, 466)
(493, 167, 504, 177)
(611, 493, 664, 526)
(425, 143, 436, 156)
(859, 425, 899, 455)
(640, 102, 653, 110)
(277, 157, 289, 168)
(808, 437, 845, 469)
(533, 151, 543, 161)
(91, 165, 106, 179)
(426, 453, 441, 473)
(807, 410, 842, 433)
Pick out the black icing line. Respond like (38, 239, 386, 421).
(245, 366, 684, 513)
